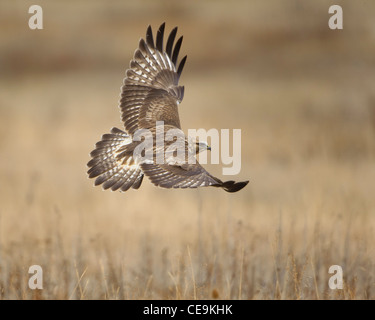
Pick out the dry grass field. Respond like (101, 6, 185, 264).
(0, 0, 375, 299)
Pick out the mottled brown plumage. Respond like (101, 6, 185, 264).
(87, 23, 248, 193)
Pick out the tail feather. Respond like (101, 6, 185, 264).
(87, 127, 144, 192)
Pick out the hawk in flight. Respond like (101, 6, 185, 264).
(87, 23, 248, 193)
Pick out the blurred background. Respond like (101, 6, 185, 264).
(0, 0, 375, 299)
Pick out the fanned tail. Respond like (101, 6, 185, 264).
(87, 127, 144, 192)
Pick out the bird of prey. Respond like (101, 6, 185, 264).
(87, 23, 248, 193)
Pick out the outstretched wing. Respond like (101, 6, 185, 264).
(120, 23, 187, 134)
(141, 163, 249, 193)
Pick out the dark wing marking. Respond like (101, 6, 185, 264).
(87, 127, 144, 192)
(120, 23, 186, 134)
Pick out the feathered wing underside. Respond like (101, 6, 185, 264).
(138, 91, 181, 129)
(120, 23, 186, 134)
(141, 163, 218, 189)
(87, 127, 144, 192)
(141, 162, 249, 193)
(138, 127, 249, 193)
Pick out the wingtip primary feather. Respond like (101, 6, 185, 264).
(166, 27, 178, 58)
(146, 25, 155, 49)
(177, 55, 187, 77)
(221, 180, 249, 193)
(172, 36, 183, 66)
(156, 23, 165, 52)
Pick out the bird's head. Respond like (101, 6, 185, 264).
(195, 141, 211, 154)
